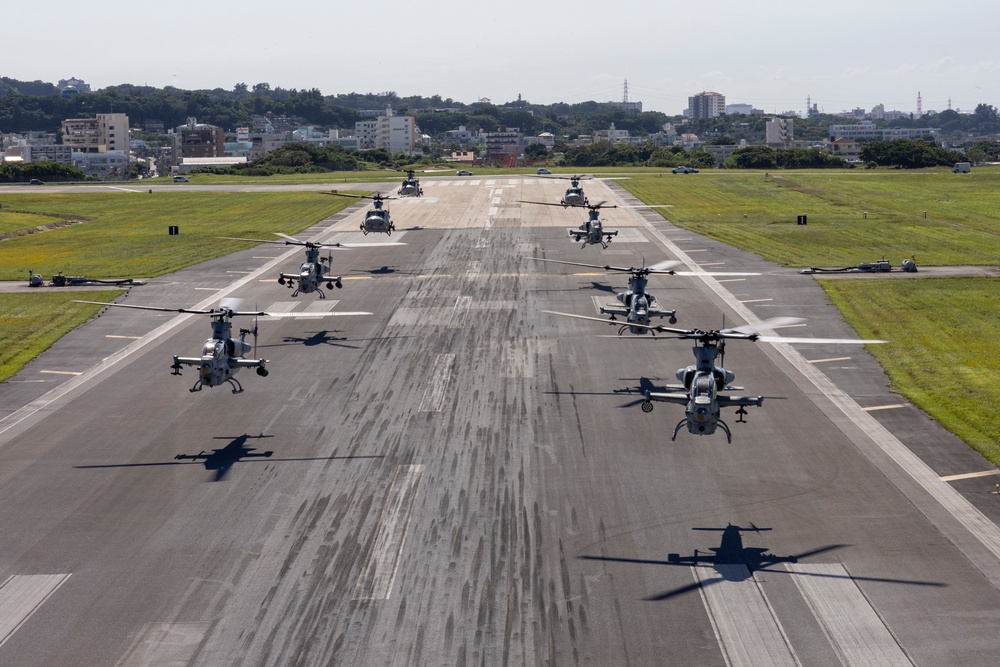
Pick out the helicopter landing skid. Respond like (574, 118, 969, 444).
(671, 418, 685, 441)
(226, 377, 244, 394)
(717, 419, 733, 444)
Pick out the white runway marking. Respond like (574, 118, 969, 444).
(940, 469, 1000, 482)
(860, 403, 908, 412)
(807, 357, 852, 364)
(117, 621, 212, 667)
(38, 370, 82, 376)
(788, 563, 911, 666)
(740, 298, 773, 304)
(693, 565, 798, 667)
(194, 287, 223, 290)
(419, 354, 455, 412)
(591, 295, 616, 313)
(105, 335, 143, 340)
(0, 574, 71, 648)
(610, 228, 648, 243)
(353, 464, 424, 600)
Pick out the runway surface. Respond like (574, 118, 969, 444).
(1, 175, 1000, 665)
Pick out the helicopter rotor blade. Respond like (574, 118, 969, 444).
(274, 232, 304, 243)
(755, 335, 887, 345)
(72, 300, 213, 315)
(721, 316, 806, 336)
(542, 310, 623, 327)
(219, 236, 284, 244)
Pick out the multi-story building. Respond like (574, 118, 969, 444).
(61, 113, 128, 153)
(354, 106, 417, 154)
(765, 117, 794, 146)
(173, 118, 225, 158)
(688, 91, 726, 120)
(829, 121, 939, 142)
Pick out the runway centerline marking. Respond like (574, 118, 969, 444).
(0, 574, 72, 648)
(353, 464, 424, 600)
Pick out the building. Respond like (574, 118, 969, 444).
(58, 77, 91, 93)
(354, 106, 417, 154)
(765, 117, 794, 146)
(72, 150, 128, 179)
(62, 113, 127, 154)
(829, 121, 939, 142)
(824, 137, 861, 161)
(173, 118, 225, 158)
(688, 92, 726, 120)
(482, 126, 522, 160)
(726, 103, 763, 115)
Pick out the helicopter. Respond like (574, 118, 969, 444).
(520, 200, 619, 248)
(534, 174, 591, 206)
(397, 169, 424, 197)
(327, 192, 398, 235)
(222, 233, 404, 298)
(536, 258, 762, 334)
(544, 314, 885, 442)
(73, 298, 370, 393)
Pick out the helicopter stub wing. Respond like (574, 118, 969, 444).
(598, 305, 629, 317)
(717, 395, 764, 408)
(644, 391, 689, 405)
(231, 357, 268, 368)
(172, 356, 202, 367)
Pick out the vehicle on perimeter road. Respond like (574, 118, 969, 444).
(457, 170, 474, 176)
(672, 166, 699, 174)
(172, 175, 189, 182)
(28, 178, 44, 185)
(536, 168, 552, 175)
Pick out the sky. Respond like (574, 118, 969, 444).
(9, 0, 1000, 117)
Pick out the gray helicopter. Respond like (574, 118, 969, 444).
(222, 233, 404, 298)
(328, 192, 397, 235)
(536, 258, 761, 334)
(544, 313, 885, 442)
(520, 200, 619, 248)
(397, 170, 423, 197)
(534, 174, 591, 206)
(73, 298, 369, 393)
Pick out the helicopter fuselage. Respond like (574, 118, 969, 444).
(362, 207, 394, 235)
(600, 272, 677, 334)
(398, 181, 422, 197)
(277, 247, 342, 298)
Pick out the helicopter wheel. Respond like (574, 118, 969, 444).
(335, 281, 343, 289)
(257, 366, 269, 377)
(278, 277, 285, 285)
(641, 401, 654, 413)
(669, 316, 677, 325)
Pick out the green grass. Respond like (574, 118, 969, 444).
(0, 290, 123, 382)
(821, 278, 1000, 463)
(0, 191, 362, 281)
(620, 168, 1000, 266)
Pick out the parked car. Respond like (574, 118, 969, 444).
(671, 166, 699, 174)
(28, 178, 44, 185)
(536, 168, 552, 175)
(456, 170, 473, 176)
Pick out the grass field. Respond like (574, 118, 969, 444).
(0, 191, 362, 281)
(0, 290, 123, 382)
(821, 277, 1000, 464)
(619, 169, 1000, 266)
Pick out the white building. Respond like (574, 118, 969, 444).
(354, 106, 417, 154)
(765, 117, 794, 146)
(688, 91, 726, 120)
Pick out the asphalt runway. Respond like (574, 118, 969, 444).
(1, 175, 1000, 665)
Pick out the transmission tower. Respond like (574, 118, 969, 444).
(917, 91, 923, 117)
(623, 79, 629, 104)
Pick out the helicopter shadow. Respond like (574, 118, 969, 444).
(579, 523, 945, 601)
(74, 433, 383, 482)
(582, 281, 617, 295)
(542, 376, 670, 404)
(278, 330, 361, 349)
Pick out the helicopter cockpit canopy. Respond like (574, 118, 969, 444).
(203, 340, 225, 358)
(300, 262, 317, 278)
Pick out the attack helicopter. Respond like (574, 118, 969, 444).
(73, 298, 369, 393)
(397, 169, 423, 197)
(544, 313, 884, 442)
(533, 174, 590, 206)
(327, 192, 398, 235)
(520, 200, 619, 248)
(221, 233, 404, 298)
(536, 258, 761, 334)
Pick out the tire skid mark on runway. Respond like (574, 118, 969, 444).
(352, 464, 424, 600)
(419, 354, 456, 412)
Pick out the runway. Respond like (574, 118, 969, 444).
(1, 175, 999, 665)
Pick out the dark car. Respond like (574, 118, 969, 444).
(671, 166, 699, 174)
(28, 178, 44, 185)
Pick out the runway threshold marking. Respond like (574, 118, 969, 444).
(0, 574, 71, 648)
(861, 404, 908, 412)
(693, 565, 798, 667)
(419, 354, 456, 412)
(939, 470, 1000, 483)
(788, 563, 911, 666)
(352, 464, 424, 601)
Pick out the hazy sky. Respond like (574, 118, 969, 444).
(10, 0, 1000, 116)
